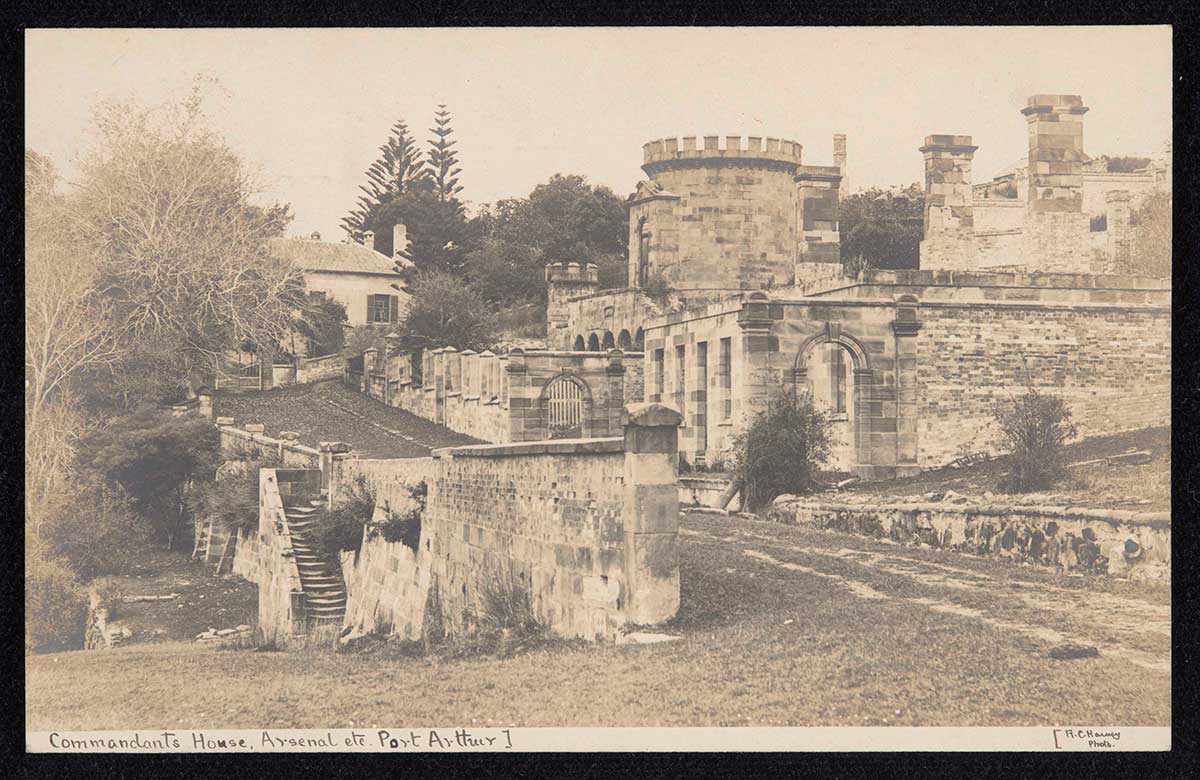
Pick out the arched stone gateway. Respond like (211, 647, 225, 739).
(617, 329, 632, 349)
(587, 333, 601, 351)
(540, 373, 592, 438)
(793, 324, 874, 473)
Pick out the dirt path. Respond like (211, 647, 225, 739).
(684, 520, 1171, 675)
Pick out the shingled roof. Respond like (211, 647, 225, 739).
(268, 236, 407, 275)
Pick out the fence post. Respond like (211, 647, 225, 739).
(319, 441, 354, 507)
(621, 402, 682, 625)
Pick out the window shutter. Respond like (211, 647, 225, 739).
(389, 295, 399, 323)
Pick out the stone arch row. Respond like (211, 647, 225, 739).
(572, 328, 644, 352)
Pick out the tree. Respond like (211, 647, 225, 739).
(465, 174, 628, 306)
(839, 184, 924, 270)
(426, 105, 463, 203)
(77, 409, 221, 548)
(400, 270, 497, 351)
(992, 388, 1078, 493)
(1124, 190, 1171, 278)
(340, 119, 426, 241)
(292, 293, 348, 357)
(372, 186, 469, 277)
(68, 83, 304, 410)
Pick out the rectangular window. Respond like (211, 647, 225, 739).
(719, 337, 732, 420)
(830, 347, 848, 414)
(653, 348, 665, 400)
(367, 294, 398, 324)
(675, 344, 687, 419)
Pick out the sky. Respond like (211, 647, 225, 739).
(26, 26, 1172, 240)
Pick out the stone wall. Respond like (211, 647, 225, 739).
(643, 270, 1170, 477)
(632, 135, 803, 291)
(332, 405, 684, 641)
(354, 345, 644, 444)
(767, 497, 1170, 580)
(231, 469, 313, 644)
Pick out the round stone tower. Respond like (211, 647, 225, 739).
(628, 135, 803, 292)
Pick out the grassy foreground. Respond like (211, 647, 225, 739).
(26, 512, 1170, 729)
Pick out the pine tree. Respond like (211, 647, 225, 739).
(426, 105, 464, 203)
(340, 119, 426, 241)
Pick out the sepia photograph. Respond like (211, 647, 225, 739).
(23, 25, 1173, 752)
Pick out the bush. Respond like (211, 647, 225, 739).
(42, 480, 146, 581)
(992, 389, 1078, 493)
(311, 476, 376, 557)
(189, 448, 282, 534)
(370, 480, 426, 552)
(26, 549, 88, 654)
(438, 565, 551, 659)
(731, 392, 835, 511)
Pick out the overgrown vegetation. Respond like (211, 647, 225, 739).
(731, 392, 836, 511)
(369, 481, 426, 552)
(400, 270, 497, 351)
(311, 476, 377, 557)
(838, 184, 924, 270)
(188, 443, 282, 533)
(992, 388, 1079, 493)
(77, 409, 220, 548)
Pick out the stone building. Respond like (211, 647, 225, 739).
(546, 93, 1170, 476)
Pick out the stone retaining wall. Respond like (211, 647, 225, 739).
(766, 497, 1170, 580)
(333, 404, 684, 641)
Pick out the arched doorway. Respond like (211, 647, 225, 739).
(602, 331, 615, 350)
(542, 374, 589, 439)
(633, 328, 644, 350)
(617, 329, 632, 349)
(573, 335, 586, 351)
(795, 328, 871, 474)
(587, 333, 600, 351)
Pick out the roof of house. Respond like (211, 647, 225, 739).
(268, 236, 411, 276)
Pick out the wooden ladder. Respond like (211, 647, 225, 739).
(192, 518, 213, 561)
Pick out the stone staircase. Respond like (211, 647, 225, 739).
(282, 498, 347, 626)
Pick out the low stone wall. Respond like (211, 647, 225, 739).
(217, 420, 322, 468)
(231, 469, 313, 643)
(679, 475, 732, 507)
(766, 497, 1170, 580)
(298, 353, 344, 384)
(333, 404, 684, 641)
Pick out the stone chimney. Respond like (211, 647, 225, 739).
(1105, 190, 1133, 273)
(393, 223, 409, 260)
(832, 134, 848, 199)
(919, 134, 978, 271)
(362, 230, 376, 251)
(1021, 94, 1091, 273)
(794, 165, 843, 285)
(309, 230, 321, 241)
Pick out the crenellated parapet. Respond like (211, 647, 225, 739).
(545, 260, 600, 286)
(642, 135, 803, 174)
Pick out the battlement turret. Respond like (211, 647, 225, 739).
(642, 135, 803, 174)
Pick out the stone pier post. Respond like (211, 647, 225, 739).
(919, 134, 978, 271)
(794, 165, 844, 286)
(1105, 189, 1133, 273)
(1021, 94, 1091, 272)
(621, 403, 682, 625)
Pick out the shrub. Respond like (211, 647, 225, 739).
(731, 392, 835, 511)
(677, 453, 693, 475)
(842, 253, 875, 278)
(992, 389, 1079, 493)
(311, 476, 376, 557)
(188, 449, 282, 534)
(548, 421, 581, 440)
(77, 408, 220, 547)
(440, 565, 551, 659)
(26, 548, 88, 654)
(370, 481, 426, 552)
(42, 480, 146, 580)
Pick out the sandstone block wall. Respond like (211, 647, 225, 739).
(231, 468, 311, 644)
(332, 406, 683, 641)
(633, 135, 803, 291)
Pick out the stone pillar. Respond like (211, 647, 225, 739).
(735, 292, 777, 426)
(919, 135, 978, 271)
(832, 133, 848, 199)
(1021, 94, 1091, 273)
(504, 348, 529, 441)
(794, 165, 844, 286)
(196, 387, 213, 420)
(605, 349, 627, 437)
(891, 296, 922, 477)
(361, 348, 377, 396)
(1105, 190, 1133, 273)
(621, 403, 682, 625)
(318, 441, 353, 506)
(392, 223, 409, 261)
